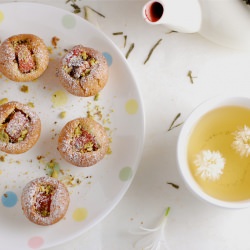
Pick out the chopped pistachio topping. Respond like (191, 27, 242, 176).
(39, 184, 54, 195)
(83, 141, 94, 152)
(0, 128, 9, 143)
(35, 184, 55, 217)
(74, 124, 82, 137)
(17, 129, 28, 141)
(47, 46, 53, 54)
(64, 65, 73, 74)
(89, 58, 97, 66)
(106, 146, 112, 155)
(27, 102, 35, 108)
(82, 51, 88, 60)
(20, 85, 29, 93)
(0, 98, 8, 105)
(51, 170, 58, 179)
(59, 111, 66, 119)
(40, 210, 50, 217)
(46, 159, 60, 178)
(94, 93, 100, 101)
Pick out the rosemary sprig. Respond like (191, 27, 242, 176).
(125, 43, 134, 59)
(65, 0, 75, 3)
(167, 113, 183, 131)
(166, 30, 178, 34)
(187, 70, 197, 84)
(84, 5, 105, 20)
(167, 182, 179, 189)
(124, 35, 127, 48)
(66, 0, 81, 13)
(113, 32, 123, 35)
(71, 3, 81, 13)
(144, 38, 162, 64)
(113, 32, 127, 48)
(83, 6, 89, 20)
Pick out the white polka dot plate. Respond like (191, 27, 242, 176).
(0, 2, 144, 249)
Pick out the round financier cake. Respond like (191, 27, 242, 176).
(21, 176, 70, 226)
(0, 101, 41, 154)
(0, 34, 49, 82)
(58, 45, 109, 97)
(57, 117, 109, 167)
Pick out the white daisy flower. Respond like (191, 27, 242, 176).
(194, 150, 225, 181)
(232, 125, 250, 157)
(132, 207, 170, 250)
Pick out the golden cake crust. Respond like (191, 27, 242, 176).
(21, 176, 70, 226)
(58, 45, 108, 97)
(57, 117, 109, 167)
(0, 101, 41, 154)
(0, 34, 49, 82)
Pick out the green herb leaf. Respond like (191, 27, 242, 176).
(187, 70, 197, 84)
(168, 113, 183, 131)
(113, 32, 123, 35)
(84, 5, 105, 19)
(71, 3, 81, 13)
(166, 30, 178, 34)
(167, 182, 179, 189)
(144, 38, 162, 64)
(125, 43, 135, 59)
(46, 159, 60, 178)
(124, 35, 127, 48)
(66, 0, 81, 13)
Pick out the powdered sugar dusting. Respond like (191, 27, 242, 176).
(0, 34, 49, 82)
(0, 101, 41, 154)
(58, 45, 108, 97)
(5, 111, 29, 142)
(58, 117, 109, 167)
(21, 176, 70, 226)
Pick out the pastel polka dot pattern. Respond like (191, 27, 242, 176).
(73, 207, 88, 222)
(28, 236, 44, 249)
(0, 11, 4, 23)
(1, 191, 18, 207)
(51, 90, 68, 108)
(62, 14, 76, 29)
(119, 166, 133, 181)
(0, 2, 144, 249)
(125, 99, 139, 114)
(103, 52, 113, 66)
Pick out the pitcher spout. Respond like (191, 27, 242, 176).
(142, 0, 202, 33)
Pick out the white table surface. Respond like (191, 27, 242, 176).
(2, 0, 250, 249)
